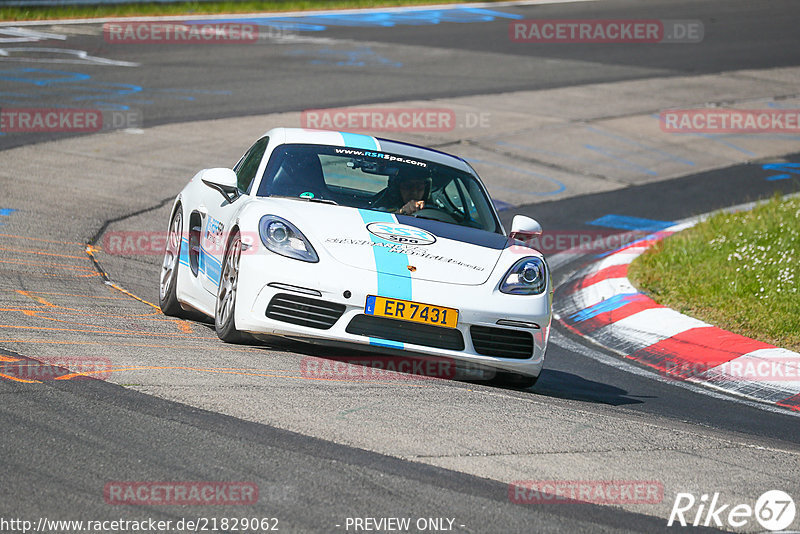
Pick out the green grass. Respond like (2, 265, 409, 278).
(628, 193, 800, 352)
(1, 0, 486, 22)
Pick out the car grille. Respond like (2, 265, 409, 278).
(346, 315, 465, 351)
(265, 293, 346, 330)
(470, 326, 534, 359)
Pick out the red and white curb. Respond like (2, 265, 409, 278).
(553, 216, 800, 413)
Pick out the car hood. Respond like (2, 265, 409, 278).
(259, 198, 509, 286)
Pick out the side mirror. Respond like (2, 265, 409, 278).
(509, 215, 543, 241)
(201, 168, 239, 203)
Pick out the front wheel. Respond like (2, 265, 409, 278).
(215, 232, 250, 343)
(159, 207, 186, 317)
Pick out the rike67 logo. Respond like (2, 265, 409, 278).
(668, 490, 795, 531)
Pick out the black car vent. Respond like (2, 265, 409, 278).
(266, 293, 346, 330)
(346, 315, 465, 351)
(470, 326, 534, 359)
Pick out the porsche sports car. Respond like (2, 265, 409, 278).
(159, 128, 551, 387)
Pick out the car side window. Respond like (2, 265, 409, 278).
(234, 137, 269, 193)
(443, 179, 465, 212)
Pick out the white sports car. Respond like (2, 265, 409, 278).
(159, 128, 551, 387)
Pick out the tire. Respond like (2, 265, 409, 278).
(159, 207, 186, 317)
(215, 231, 250, 343)
(489, 371, 539, 389)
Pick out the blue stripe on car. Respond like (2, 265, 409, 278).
(184, 241, 222, 286)
(179, 237, 190, 267)
(358, 210, 413, 300)
(370, 338, 405, 350)
(202, 244, 222, 287)
(340, 132, 379, 150)
(358, 209, 412, 350)
(342, 132, 407, 349)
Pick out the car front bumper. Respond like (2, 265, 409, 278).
(234, 250, 551, 378)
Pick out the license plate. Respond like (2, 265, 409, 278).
(365, 295, 458, 328)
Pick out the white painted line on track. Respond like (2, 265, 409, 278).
(0, 47, 139, 66)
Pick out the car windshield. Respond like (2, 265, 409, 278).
(255, 143, 501, 233)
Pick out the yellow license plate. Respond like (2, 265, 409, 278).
(365, 295, 458, 328)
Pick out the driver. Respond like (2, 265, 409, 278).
(374, 168, 432, 215)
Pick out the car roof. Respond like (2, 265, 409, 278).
(264, 127, 473, 173)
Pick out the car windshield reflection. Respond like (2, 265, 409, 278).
(256, 143, 500, 233)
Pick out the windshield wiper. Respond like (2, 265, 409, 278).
(273, 195, 338, 205)
(301, 197, 338, 205)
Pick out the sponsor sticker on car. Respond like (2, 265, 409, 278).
(367, 222, 436, 245)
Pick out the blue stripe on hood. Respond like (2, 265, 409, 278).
(358, 209, 410, 350)
(358, 210, 413, 301)
(340, 132, 379, 150)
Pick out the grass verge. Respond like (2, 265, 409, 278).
(628, 193, 800, 352)
(1, 0, 486, 22)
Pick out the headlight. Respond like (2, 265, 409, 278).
(500, 256, 547, 295)
(259, 215, 318, 263)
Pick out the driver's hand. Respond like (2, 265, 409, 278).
(398, 200, 425, 215)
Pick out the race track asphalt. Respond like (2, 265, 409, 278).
(1, 1, 800, 532)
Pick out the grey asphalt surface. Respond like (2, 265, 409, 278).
(2, 1, 800, 533)
(2, 0, 799, 149)
(2, 360, 690, 533)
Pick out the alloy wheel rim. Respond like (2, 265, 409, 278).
(159, 210, 182, 301)
(217, 237, 241, 326)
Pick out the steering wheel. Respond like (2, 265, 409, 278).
(413, 207, 458, 224)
